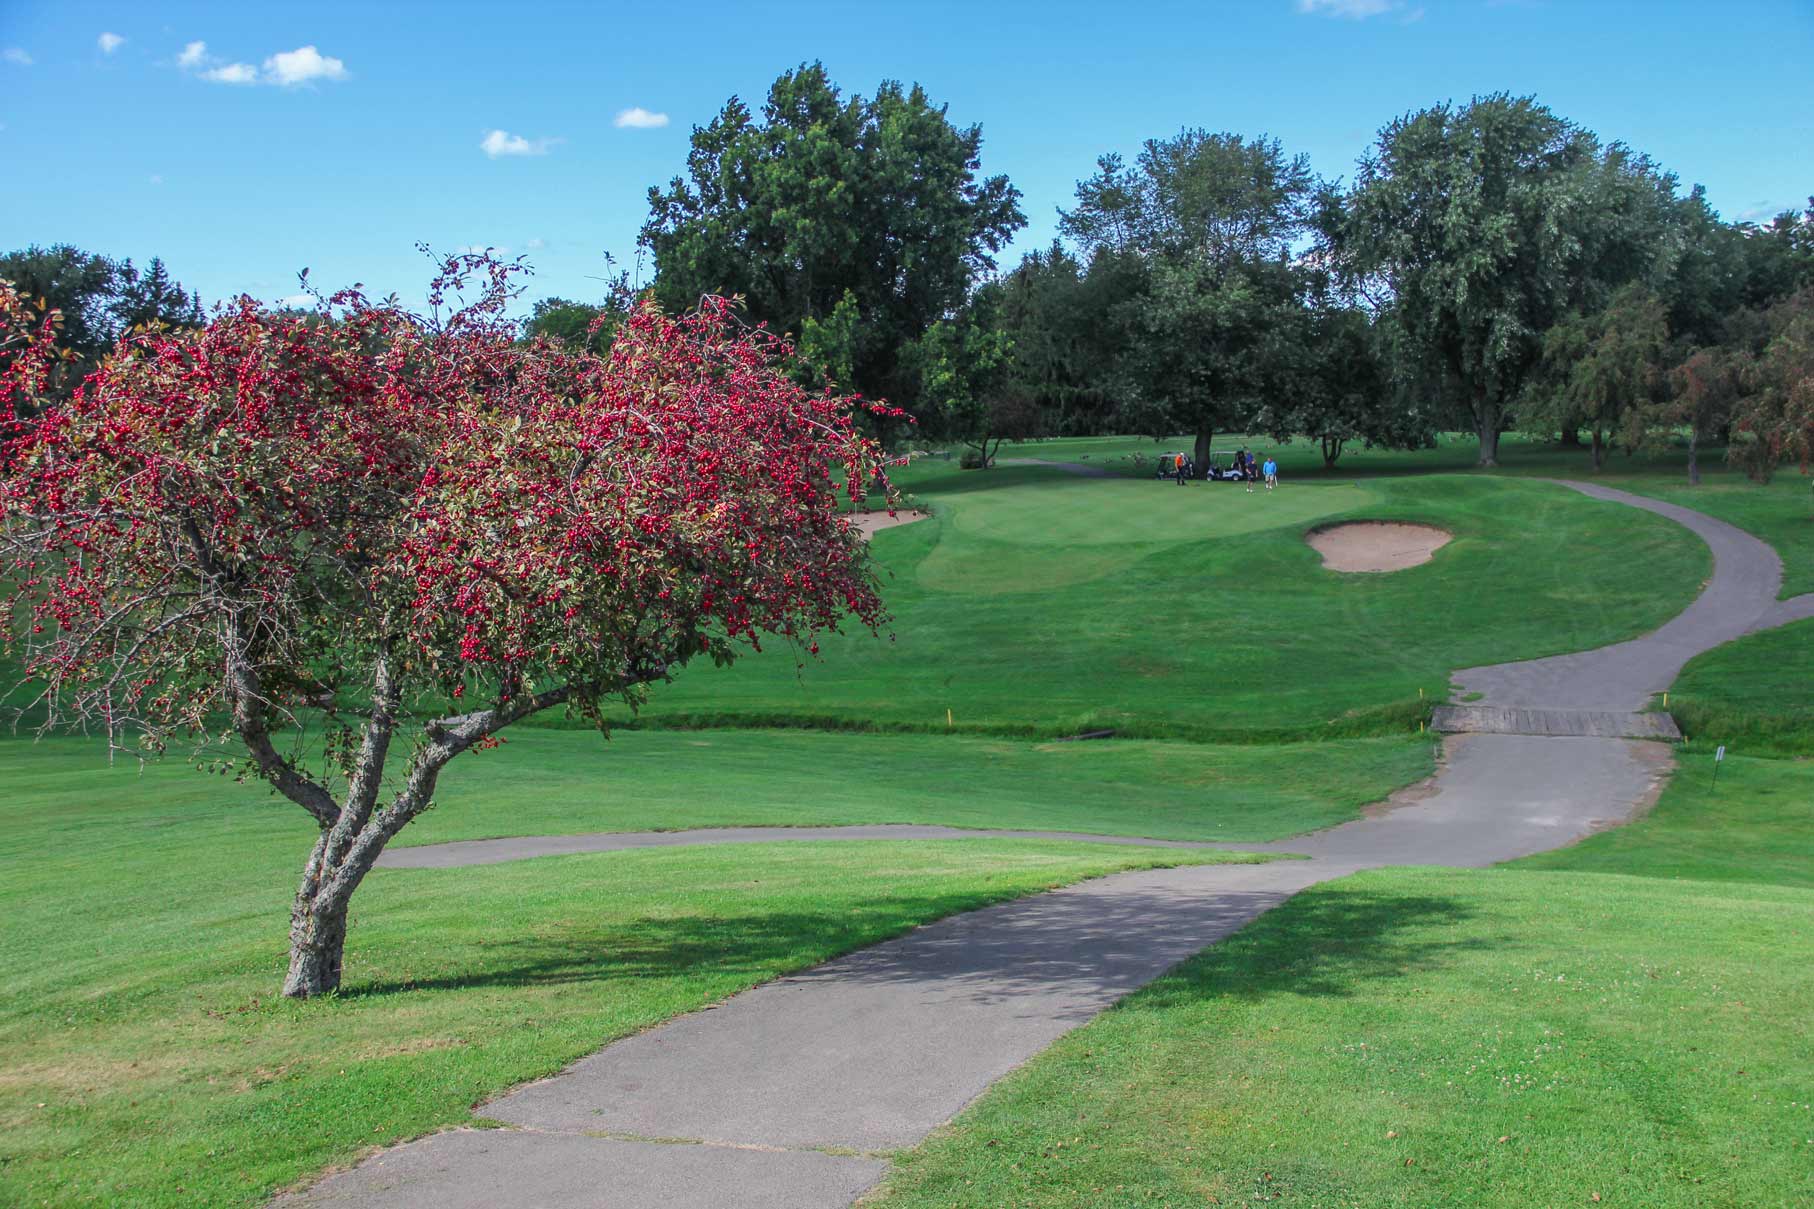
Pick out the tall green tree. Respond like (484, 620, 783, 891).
(0, 245, 118, 409)
(1531, 285, 1671, 470)
(1061, 131, 1319, 469)
(1731, 289, 1814, 481)
(641, 63, 1024, 414)
(1333, 95, 1677, 465)
(1667, 345, 1746, 485)
(111, 257, 204, 333)
(0, 246, 207, 420)
(1266, 303, 1434, 468)
(985, 243, 1125, 435)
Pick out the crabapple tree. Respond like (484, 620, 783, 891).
(0, 256, 894, 998)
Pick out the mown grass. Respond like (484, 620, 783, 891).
(1, 730, 1430, 850)
(1665, 618, 1814, 756)
(608, 473, 1706, 740)
(868, 867, 1813, 1209)
(865, 666, 1814, 1208)
(984, 431, 1814, 596)
(397, 728, 1431, 845)
(1514, 750, 1814, 887)
(0, 736, 1267, 1208)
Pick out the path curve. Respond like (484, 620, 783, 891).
(287, 480, 1795, 1209)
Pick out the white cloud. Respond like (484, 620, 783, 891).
(277, 293, 315, 308)
(480, 129, 556, 158)
(525, 237, 546, 251)
(179, 40, 349, 87)
(202, 61, 258, 85)
(2, 48, 33, 67)
(457, 244, 510, 257)
(263, 45, 348, 86)
(1295, 0, 1400, 17)
(614, 107, 669, 129)
(149, 173, 164, 186)
(98, 32, 126, 55)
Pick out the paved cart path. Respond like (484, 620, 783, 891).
(287, 481, 1799, 1209)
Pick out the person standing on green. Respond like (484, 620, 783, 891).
(1263, 455, 1278, 490)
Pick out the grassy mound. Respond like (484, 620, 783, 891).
(0, 742, 1265, 1208)
(869, 751, 1814, 1209)
(870, 866, 1812, 1209)
(1667, 618, 1814, 756)
(610, 472, 1706, 740)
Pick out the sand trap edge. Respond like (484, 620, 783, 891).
(851, 511, 931, 539)
(1305, 520, 1453, 573)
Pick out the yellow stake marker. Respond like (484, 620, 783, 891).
(947, 708, 953, 730)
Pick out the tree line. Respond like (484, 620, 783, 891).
(8, 66, 1810, 481)
(534, 66, 1812, 480)
(0, 246, 205, 422)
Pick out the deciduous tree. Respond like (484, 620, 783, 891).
(1532, 286, 1671, 470)
(1334, 95, 1676, 465)
(0, 257, 893, 999)
(1731, 290, 1814, 481)
(641, 63, 1024, 415)
(1061, 131, 1319, 469)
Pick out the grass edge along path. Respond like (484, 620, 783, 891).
(862, 865, 1814, 1209)
(1666, 617, 1814, 757)
(862, 738, 1814, 1209)
(0, 823, 1263, 1209)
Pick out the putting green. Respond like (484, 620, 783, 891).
(947, 479, 1375, 546)
(921, 479, 1375, 593)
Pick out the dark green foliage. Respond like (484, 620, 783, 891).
(1060, 131, 1323, 467)
(0, 244, 204, 416)
(1267, 303, 1436, 467)
(640, 63, 1024, 414)
(111, 257, 204, 333)
(1333, 95, 1679, 465)
(1528, 285, 1672, 469)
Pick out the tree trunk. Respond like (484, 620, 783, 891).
(1473, 395, 1500, 467)
(284, 884, 351, 998)
(1321, 434, 1343, 469)
(1559, 427, 1582, 448)
(1590, 428, 1605, 471)
(1192, 427, 1213, 479)
(1687, 427, 1701, 486)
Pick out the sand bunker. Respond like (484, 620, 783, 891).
(851, 510, 930, 539)
(1307, 521, 1452, 572)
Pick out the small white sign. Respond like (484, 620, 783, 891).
(1715, 745, 1726, 762)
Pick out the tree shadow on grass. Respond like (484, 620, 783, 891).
(1132, 883, 1494, 1008)
(341, 873, 1489, 1012)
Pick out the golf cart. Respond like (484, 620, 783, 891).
(1202, 451, 1249, 482)
(1153, 452, 1194, 480)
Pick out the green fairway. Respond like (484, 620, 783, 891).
(961, 430, 1813, 596)
(2, 729, 1430, 848)
(867, 716, 1814, 1208)
(615, 472, 1707, 740)
(1514, 750, 1814, 887)
(869, 867, 1813, 1209)
(975, 431, 1814, 596)
(0, 743, 1266, 1209)
(1665, 618, 1814, 756)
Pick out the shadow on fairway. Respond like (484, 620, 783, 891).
(341, 878, 1478, 1009)
(1132, 886, 1488, 1006)
(336, 887, 1101, 999)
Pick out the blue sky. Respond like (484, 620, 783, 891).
(2, 1, 1809, 314)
